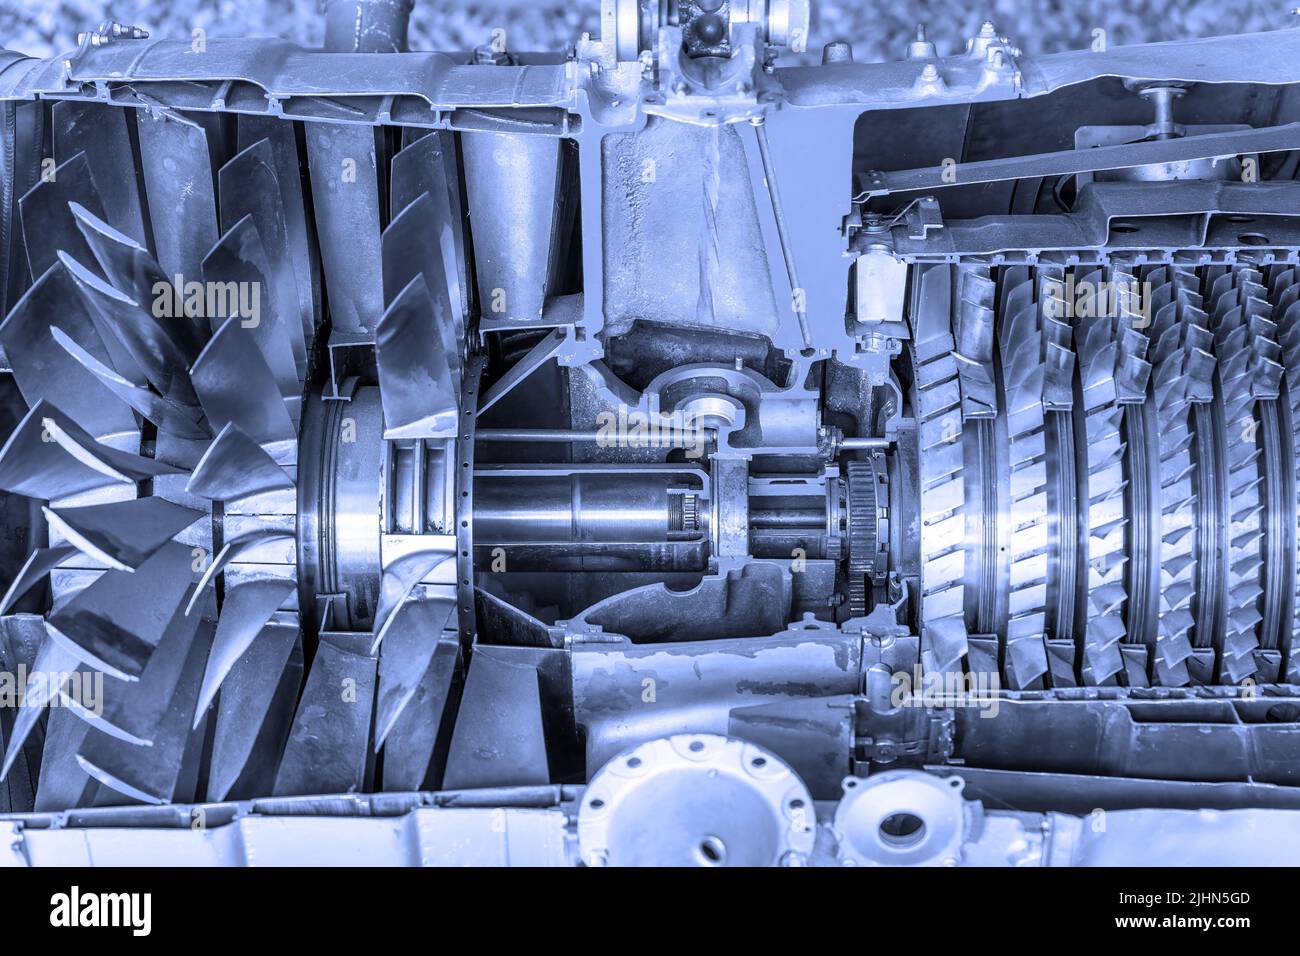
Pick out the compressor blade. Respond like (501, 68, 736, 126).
(46, 540, 196, 681)
(186, 423, 294, 501)
(192, 579, 297, 724)
(190, 315, 296, 460)
(205, 621, 299, 802)
(0, 400, 181, 500)
(218, 138, 308, 375)
(374, 274, 460, 440)
(52, 100, 149, 248)
(17, 151, 107, 277)
(43, 497, 204, 573)
(373, 595, 456, 748)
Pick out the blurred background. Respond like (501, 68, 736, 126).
(0, 0, 1294, 62)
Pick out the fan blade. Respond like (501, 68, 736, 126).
(47, 539, 195, 681)
(37, 706, 98, 811)
(391, 130, 470, 327)
(218, 138, 308, 375)
(186, 531, 295, 616)
(305, 123, 384, 335)
(0, 400, 181, 500)
(0, 615, 46, 807)
(383, 192, 463, 392)
(373, 547, 457, 651)
(69, 204, 208, 364)
(0, 620, 78, 782)
(49, 324, 210, 440)
(273, 632, 377, 797)
(192, 579, 296, 724)
(76, 618, 213, 805)
(201, 214, 304, 416)
(17, 151, 107, 277)
(187, 423, 294, 502)
(374, 275, 460, 440)
(190, 316, 296, 461)
(204, 620, 298, 801)
(89, 588, 212, 746)
(0, 546, 76, 616)
(236, 116, 320, 354)
(373, 594, 456, 748)
(43, 497, 203, 573)
(135, 108, 220, 288)
(379, 632, 458, 790)
(52, 101, 149, 248)
(0, 262, 137, 442)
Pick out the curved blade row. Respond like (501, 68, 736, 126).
(0, 115, 309, 809)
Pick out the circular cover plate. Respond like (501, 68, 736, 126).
(578, 734, 816, 867)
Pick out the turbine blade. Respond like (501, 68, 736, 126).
(372, 547, 457, 651)
(37, 707, 98, 810)
(0, 262, 137, 442)
(186, 530, 295, 616)
(461, 130, 561, 326)
(218, 139, 308, 376)
(43, 497, 203, 572)
(135, 107, 219, 288)
(382, 191, 463, 391)
(46, 539, 195, 681)
(379, 632, 458, 791)
(442, 650, 550, 790)
(201, 214, 303, 417)
(76, 618, 213, 805)
(391, 130, 470, 329)
(209, 634, 302, 802)
(93, 589, 211, 746)
(49, 324, 210, 440)
(373, 594, 456, 748)
(190, 315, 296, 460)
(187, 422, 294, 501)
(273, 632, 377, 797)
(192, 579, 296, 724)
(0, 400, 181, 500)
(17, 150, 107, 277)
(375, 275, 460, 439)
(52, 100, 149, 248)
(204, 620, 298, 801)
(236, 116, 320, 355)
(0, 622, 79, 782)
(0, 546, 77, 616)
(68, 204, 207, 365)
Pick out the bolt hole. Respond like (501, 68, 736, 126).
(878, 812, 926, 849)
(627, 756, 642, 768)
(751, 756, 767, 768)
(589, 798, 604, 810)
(697, 835, 727, 865)
(1110, 221, 1139, 234)
(688, 740, 705, 752)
